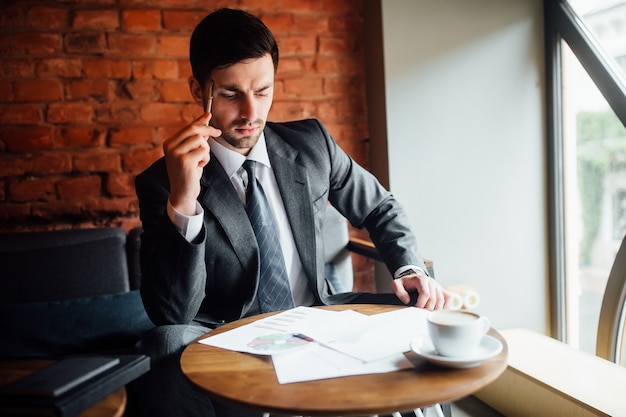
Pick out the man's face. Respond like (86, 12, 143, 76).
(206, 54, 275, 155)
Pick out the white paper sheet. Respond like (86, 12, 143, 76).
(198, 306, 366, 356)
(270, 307, 431, 383)
(271, 344, 415, 384)
(312, 307, 430, 362)
(198, 306, 431, 384)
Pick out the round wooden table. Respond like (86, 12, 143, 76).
(181, 304, 508, 416)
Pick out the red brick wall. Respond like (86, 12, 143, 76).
(0, 0, 374, 290)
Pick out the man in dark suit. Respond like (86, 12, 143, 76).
(133, 8, 452, 417)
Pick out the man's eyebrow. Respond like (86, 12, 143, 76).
(255, 83, 273, 91)
(217, 83, 273, 93)
(217, 85, 241, 93)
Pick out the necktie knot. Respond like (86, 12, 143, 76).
(242, 160, 257, 204)
(243, 159, 256, 178)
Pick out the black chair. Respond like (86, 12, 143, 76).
(0, 227, 130, 303)
(0, 227, 152, 359)
(126, 226, 143, 291)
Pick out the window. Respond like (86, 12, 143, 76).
(546, 0, 626, 365)
(562, 41, 626, 354)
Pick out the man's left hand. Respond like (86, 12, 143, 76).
(391, 271, 451, 310)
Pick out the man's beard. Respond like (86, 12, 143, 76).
(219, 119, 265, 150)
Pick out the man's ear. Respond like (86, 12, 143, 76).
(188, 76, 204, 107)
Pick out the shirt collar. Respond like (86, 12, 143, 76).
(209, 132, 271, 179)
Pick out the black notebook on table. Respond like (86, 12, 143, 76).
(0, 354, 150, 416)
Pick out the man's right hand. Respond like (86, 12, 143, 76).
(163, 112, 222, 216)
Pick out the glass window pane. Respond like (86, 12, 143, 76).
(562, 39, 626, 355)
(568, 0, 626, 80)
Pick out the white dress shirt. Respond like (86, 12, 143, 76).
(167, 133, 315, 315)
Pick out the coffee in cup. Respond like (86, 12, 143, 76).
(427, 310, 490, 357)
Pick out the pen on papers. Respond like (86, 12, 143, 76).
(205, 80, 214, 126)
(293, 333, 366, 363)
(293, 333, 314, 342)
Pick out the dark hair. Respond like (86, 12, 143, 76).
(189, 8, 279, 86)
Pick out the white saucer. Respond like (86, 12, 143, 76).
(410, 335, 503, 369)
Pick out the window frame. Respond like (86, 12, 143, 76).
(544, 0, 626, 358)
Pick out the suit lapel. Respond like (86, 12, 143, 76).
(199, 157, 256, 273)
(265, 127, 317, 286)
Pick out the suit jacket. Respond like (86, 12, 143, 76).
(135, 119, 426, 327)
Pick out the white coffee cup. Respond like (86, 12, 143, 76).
(427, 310, 490, 357)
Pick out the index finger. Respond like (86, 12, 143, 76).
(193, 112, 221, 139)
(192, 112, 212, 127)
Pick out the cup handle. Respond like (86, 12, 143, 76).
(479, 316, 490, 335)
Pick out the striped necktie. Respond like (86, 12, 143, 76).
(242, 160, 295, 313)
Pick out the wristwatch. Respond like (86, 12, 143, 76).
(396, 268, 425, 279)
